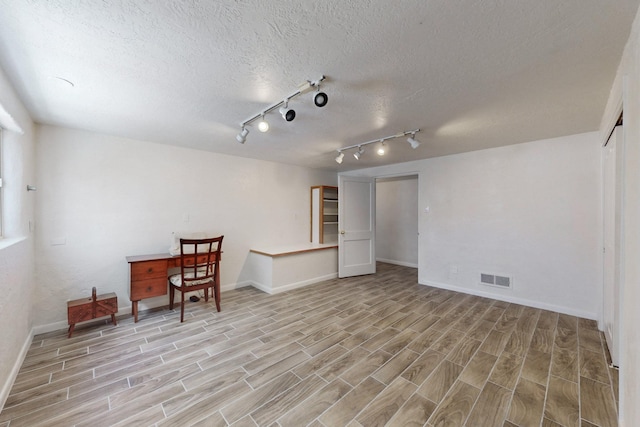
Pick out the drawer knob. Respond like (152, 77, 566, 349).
(147, 268, 153, 273)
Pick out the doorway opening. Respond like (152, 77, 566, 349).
(375, 174, 419, 269)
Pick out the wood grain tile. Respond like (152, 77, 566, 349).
(427, 380, 480, 427)
(544, 375, 579, 427)
(580, 376, 618, 427)
(386, 393, 436, 426)
(489, 351, 524, 390)
(417, 360, 464, 403)
(557, 314, 578, 332)
(340, 349, 393, 387)
(578, 329, 604, 353)
(579, 347, 610, 384)
(221, 372, 301, 424)
(401, 349, 444, 386)
(249, 374, 327, 426)
(292, 345, 348, 379)
(551, 348, 578, 383)
(530, 328, 555, 353)
(504, 330, 532, 357)
(372, 348, 420, 385)
(277, 379, 352, 427)
(466, 382, 512, 427)
(446, 336, 482, 366)
(542, 418, 564, 427)
(407, 327, 444, 353)
(319, 377, 385, 426)
(430, 328, 466, 356)
(245, 350, 310, 388)
(480, 329, 510, 356)
(536, 310, 559, 331)
(467, 319, 497, 341)
(360, 328, 400, 351)
(3, 263, 616, 427)
(459, 350, 497, 389)
(520, 348, 552, 385)
(507, 378, 546, 427)
(317, 346, 371, 382)
(380, 328, 420, 355)
(555, 327, 578, 350)
(356, 377, 417, 427)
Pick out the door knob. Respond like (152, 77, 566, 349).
(340, 230, 345, 234)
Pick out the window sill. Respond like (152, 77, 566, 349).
(0, 236, 27, 251)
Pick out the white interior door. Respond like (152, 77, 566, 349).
(603, 125, 623, 367)
(338, 175, 376, 278)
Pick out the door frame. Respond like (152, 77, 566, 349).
(338, 170, 420, 277)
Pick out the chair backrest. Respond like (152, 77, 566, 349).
(179, 236, 223, 285)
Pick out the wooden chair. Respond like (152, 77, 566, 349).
(169, 236, 223, 322)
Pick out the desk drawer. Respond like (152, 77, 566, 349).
(131, 260, 167, 280)
(168, 255, 214, 268)
(130, 277, 167, 300)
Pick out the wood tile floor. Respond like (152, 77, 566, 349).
(1, 263, 619, 427)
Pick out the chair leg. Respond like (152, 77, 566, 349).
(214, 282, 221, 312)
(169, 284, 174, 310)
(180, 290, 185, 323)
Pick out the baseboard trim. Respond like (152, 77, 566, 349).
(32, 281, 254, 335)
(419, 279, 598, 321)
(250, 273, 338, 295)
(376, 258, 418, 269)
(0, 327, 34, 411)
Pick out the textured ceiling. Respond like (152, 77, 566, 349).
(0, 0, 637, 171)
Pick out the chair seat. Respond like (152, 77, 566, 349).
(169, 272, 213, 287)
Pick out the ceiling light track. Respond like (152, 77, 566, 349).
(236, 75, 327, 144)
(335, 128, 421, 163)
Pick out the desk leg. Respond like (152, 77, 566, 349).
(132, 301, 139, 323)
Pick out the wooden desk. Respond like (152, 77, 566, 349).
(125, 252, 221, 322)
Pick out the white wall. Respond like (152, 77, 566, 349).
(0, 66, 36, 408)
(34, 125, 336, 329)
(376, 176, 418, 267)
(344, 132, 602, 319)
(600, 5, 640, 425)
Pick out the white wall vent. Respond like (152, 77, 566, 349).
(480, 273, 512, 289)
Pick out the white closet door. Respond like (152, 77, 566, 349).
(603, 125, 623, 367)
(338, 175, 376, 278)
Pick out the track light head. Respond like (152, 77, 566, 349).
(335, 151, 344, 164)
(313, 91, 328, 107)
(236, 127, 249, 144)
(353, 146, 364, 160)
(258, 116, 269, 132)
(377, 141, 385, 156)
(407, 134, 421, 149)
(279, 102, 296, 122)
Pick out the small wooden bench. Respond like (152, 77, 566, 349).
(67, 287, 118, 338)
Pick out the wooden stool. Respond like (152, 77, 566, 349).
(67, 287, 118, 338)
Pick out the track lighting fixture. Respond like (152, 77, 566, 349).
(313, 90, 328, 107)
(279, 101, 296, 122)
(310, 78, 328, 107)
(236, 127, 249, 143)
(258, 116, 269, 132)
(235, 75, 327, 143)
(407, 133, 421, 149)
(333, 128, 421, 163)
